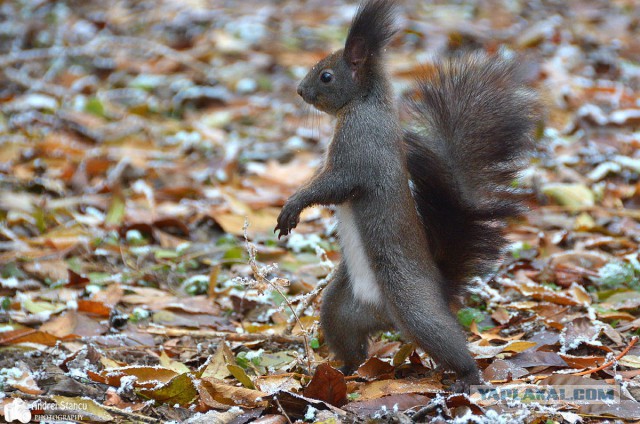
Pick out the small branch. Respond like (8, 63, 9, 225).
(411, 401, 441, 422)
(239, 220, 314, 373)
(283, 266, 335, 335)
(573, 336, 638, 376)
(142, 327, 305, 344)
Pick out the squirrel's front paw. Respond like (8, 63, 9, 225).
(275, 203, 301, 239)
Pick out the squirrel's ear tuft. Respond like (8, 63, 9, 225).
(344, 0, 398, 75)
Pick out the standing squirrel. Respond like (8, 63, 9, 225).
(275, 0, 541, 391)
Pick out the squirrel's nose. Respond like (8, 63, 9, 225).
(296, 85, 303, 97)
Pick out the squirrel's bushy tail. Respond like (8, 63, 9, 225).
(404, 52, 541, 299)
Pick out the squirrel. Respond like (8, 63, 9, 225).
(275, 0, 541, 392)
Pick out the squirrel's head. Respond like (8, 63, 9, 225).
(297, 0, 398, 116)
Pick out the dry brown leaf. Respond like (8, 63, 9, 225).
(357, 357, 395, 381)
(77, 300, 112, 317)
(357, 378, 442, 400)
(254, 375, 303, 394)
(200, 378, 268, 409)
(0, 328, 61, 346)
(303, 363, 347, 407)
(94, 366, 178, 389)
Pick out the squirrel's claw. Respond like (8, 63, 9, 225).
(276, 203, 300, 239)
(274, 225, 288, 239)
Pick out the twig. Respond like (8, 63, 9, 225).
(573, 336, 639, 376)
(411, 401, 441, 422)
(273, 395, 293, 424)
(142, 327, 305, 344)
(283, 263, 335, 334)
(239, 220, 314, 373)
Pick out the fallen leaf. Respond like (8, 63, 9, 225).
(357, 357, 395, 381)
(357, 378, 442, 400)
(160, 351, 191, 374)
(484, 359, 529, 381)
(200, 378, 268, 409)
(303, 363, 347, 407)
(51, 396, 113, 422)
(137, 373, 198, 407)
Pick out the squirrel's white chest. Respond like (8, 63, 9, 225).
(335, 205, 381, 305)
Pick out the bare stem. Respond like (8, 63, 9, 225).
(241, 219, 314, 373)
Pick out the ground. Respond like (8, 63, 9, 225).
(1, 0, 640, 423)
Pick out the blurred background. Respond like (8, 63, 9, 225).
(1, 0, 639, 245)
(1, 1, 640, 421)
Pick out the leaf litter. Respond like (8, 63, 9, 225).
(1, 0, 640, 422)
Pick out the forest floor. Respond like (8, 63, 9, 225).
(1, 0, 640, 422)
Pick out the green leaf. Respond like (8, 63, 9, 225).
(1, 297, 11, 310)
(381, 331, 402, 342)
(222, 246, 245, 261)
(85, 96, 105, 117)
(259, 351, 297, 371)
(236, 351, 249, 369)
(1, 263, 25, 279)
(155, 249, 179, 260)
(347, 393, 360, 401)
(183, 275, 208, 295)
(457, 307, 486, 328)
(88, 272, 111, 284)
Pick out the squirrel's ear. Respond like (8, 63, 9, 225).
(344, 36, 367, 73)
(344, 0, 397, 77)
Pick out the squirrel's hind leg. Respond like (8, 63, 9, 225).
(382, 277, 481, 392)
(320, 262, 389, 375)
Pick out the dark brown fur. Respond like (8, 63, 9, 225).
(405, 53, 541, 300)
(275, 0, 540, 392)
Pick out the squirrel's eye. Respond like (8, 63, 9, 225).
(320, 72, 333, 83)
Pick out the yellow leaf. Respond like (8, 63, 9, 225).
(542, 183, 594, 208)
(200, 342, 234, 379)
(137, 373, 198, 407)
(227, 364, 255, 389)
(392, 343, 415, 367)
(160, 351, 191, 374)
(501, 341, 538, 353)
(51, 396, 113, 421)
(23, 298, 66, 315)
